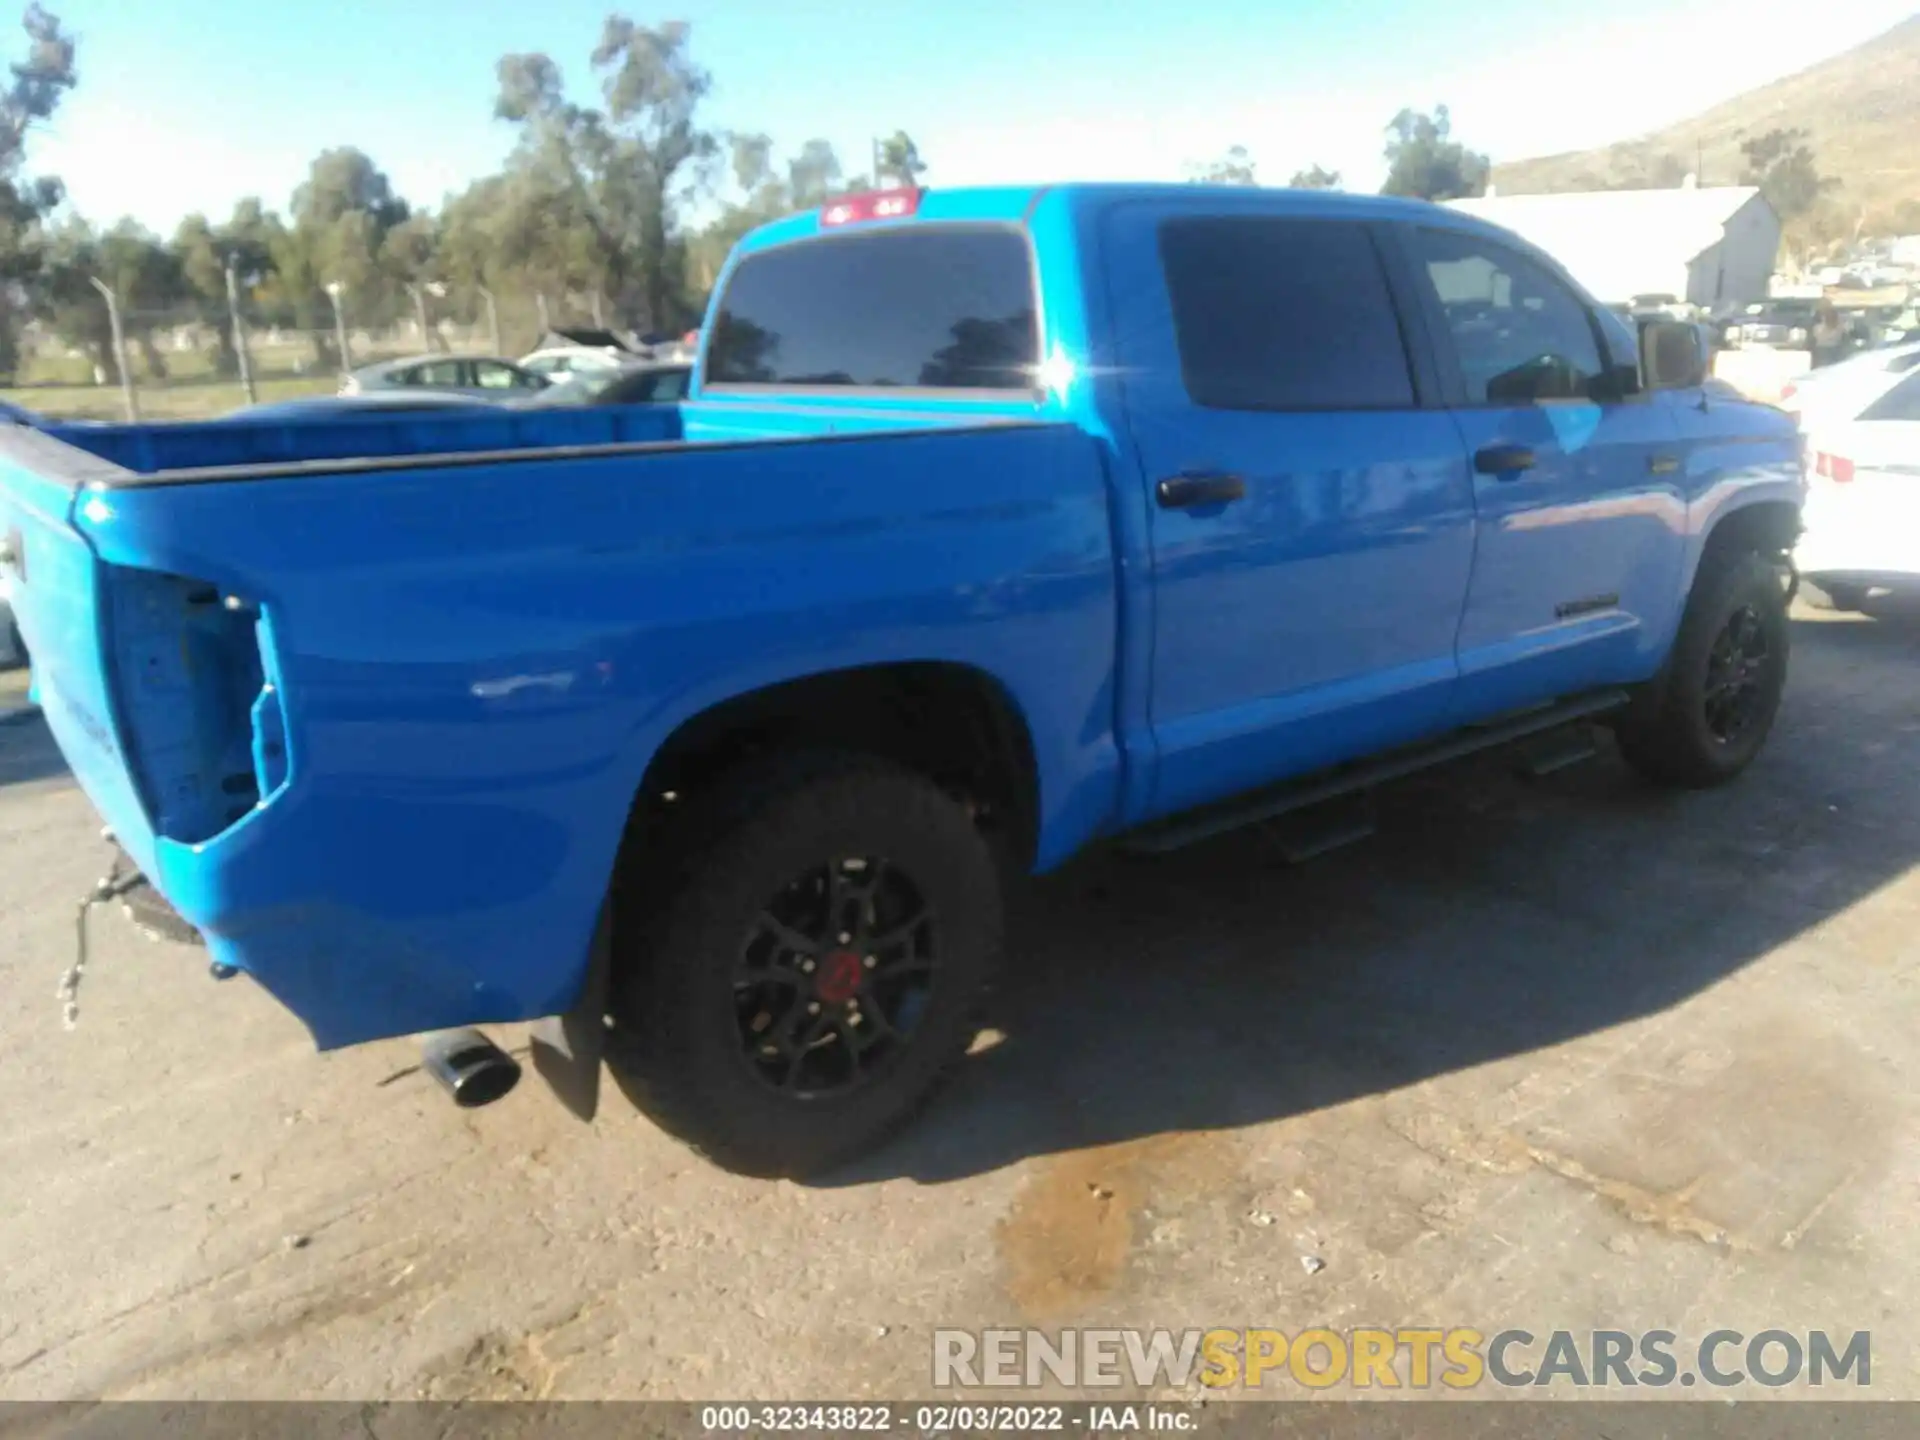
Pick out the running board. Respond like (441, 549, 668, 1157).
(1122, 689, 1630, 855)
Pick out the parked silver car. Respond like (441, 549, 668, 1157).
(339, 355, 550, 399)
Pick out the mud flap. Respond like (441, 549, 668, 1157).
(528, 901, 611, 1121)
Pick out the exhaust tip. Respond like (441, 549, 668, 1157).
(420, 1028, 522, 1109)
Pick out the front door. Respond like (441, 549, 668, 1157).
(1401, 224, 1687, 716)
(1104, 203, 1478, 822)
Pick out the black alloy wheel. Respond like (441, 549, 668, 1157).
(735, 856, 938, 1097)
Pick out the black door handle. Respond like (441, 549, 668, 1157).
(1473, 444, 1537, 478)
(1156, 472, 1247, 508)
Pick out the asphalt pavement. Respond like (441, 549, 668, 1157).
(0, 602, 1915, 1401)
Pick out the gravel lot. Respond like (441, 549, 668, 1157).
(1, 601, 1916, 1402)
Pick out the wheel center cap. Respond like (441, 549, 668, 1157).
(816, 949, 864, 1004)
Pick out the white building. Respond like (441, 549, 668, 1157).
(1445, 184, 1782, 309)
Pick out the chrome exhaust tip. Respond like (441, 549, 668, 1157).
(420, 1028, 521, 1109)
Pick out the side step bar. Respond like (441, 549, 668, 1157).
(1122, 688, 1630, 855)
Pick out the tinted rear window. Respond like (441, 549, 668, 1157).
(1159, 217, 1416, 410)
(705, 227, 1038, 390)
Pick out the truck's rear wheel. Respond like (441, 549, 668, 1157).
(612, 756, 1002, 1177)
(1616, 550, 1789, 788)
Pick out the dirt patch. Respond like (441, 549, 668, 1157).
(996, 1132, 1239, 1320)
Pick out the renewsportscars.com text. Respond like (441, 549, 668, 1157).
(932, 1327, 1871, 1391)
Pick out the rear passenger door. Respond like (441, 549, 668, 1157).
(1401, 225, 1686, 714)
(1105, 205, 1478, 820)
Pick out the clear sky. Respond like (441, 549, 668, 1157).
(27, 0, 1920, 234)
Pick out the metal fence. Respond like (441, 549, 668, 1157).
(10, 282, 647, 423)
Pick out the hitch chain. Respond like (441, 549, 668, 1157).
(58, 857, 143, 1031)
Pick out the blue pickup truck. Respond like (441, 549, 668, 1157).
(0, 184, 1803, 1175)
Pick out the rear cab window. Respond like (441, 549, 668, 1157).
(704, 227, 1039, 393)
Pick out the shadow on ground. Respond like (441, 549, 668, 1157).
(0, 707, 69, 788)
(816, 606, 1920, 1186)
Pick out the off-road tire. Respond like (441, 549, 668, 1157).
(1616, 550, 1790, 789)
(610, 753, 1002, 1177)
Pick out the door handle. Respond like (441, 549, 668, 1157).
(1156, 472, 1247, 508)
(1473, 444, 1537, 478)
(1648, 453, 1681, 475)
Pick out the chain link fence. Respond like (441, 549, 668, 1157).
(3, 286, 650, 423)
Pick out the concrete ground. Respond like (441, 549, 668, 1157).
(0, 601, 1915, 1403)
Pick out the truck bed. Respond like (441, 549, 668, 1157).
(33, 401, 687, 484)
(0, 411, 1119, 1049)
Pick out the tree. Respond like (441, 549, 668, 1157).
(173, 203, 275, 376)
(33, 216, 111, 375)
(1188, 145, 1256, 186)
(32, 217, 184, 382)
(1380, 105, 1489, 201)
(686, 134, 867, 301)
(1288, 164, 1342, 190)
(493, 17, 717, 336)
(0, 3, 76, 377)
(1741, 127, 1836, 223)
(266, 215, 339, 370)
(97, 219, 184, 378)
(787, 138, 845, 209)
(874, 130, 925, 188)
(292, 147, 408, 329)
(381, 211, 444, 346)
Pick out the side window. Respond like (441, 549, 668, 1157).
(1414, 228, 1606, 404)
(473, 362, 521, 390)
(648, 368, 689, 401)
(1158, 217, 1416, 410)
(1859, 371, 1920, 422)
(415, 360, 463, 388)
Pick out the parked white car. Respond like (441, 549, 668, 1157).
(517, 346, 631, 381)
(1788, 343, 1920, 611)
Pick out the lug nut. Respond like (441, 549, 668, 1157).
(863, 955, 876, 968)
(807, 1002, 821, 1015)
(799, 958, 815, 973)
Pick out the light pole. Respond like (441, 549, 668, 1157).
(87, 276, 139, 422)
(323, 281, 351, 375)
(477, 285, 501, 356)
(223, 253, 257, 405)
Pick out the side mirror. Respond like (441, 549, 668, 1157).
(1639, 319, 1708, 390)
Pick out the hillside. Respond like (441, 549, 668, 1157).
(1492, 14, 1920, 228)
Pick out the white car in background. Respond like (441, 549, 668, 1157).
(1786, 342, 1920, 611)
(517, 346, 632, 382)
